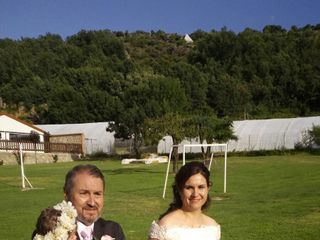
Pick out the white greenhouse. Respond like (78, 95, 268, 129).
(228, 116, 320, 152)
(38, 116, 320, 155)
(158, 116, 320, 153)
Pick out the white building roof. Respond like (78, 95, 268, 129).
(37, 122, 114, 154)
(0, 113, 45, 135)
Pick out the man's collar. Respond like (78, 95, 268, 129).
(77, 221, 94, 235)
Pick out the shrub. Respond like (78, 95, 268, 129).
(295, 124, 320, 150)
(52, 154, 58, 163)
(309, 125, 320, 146)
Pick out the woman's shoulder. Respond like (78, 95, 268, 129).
(201, 214, 220, 227)
(158, 210, 181, 226)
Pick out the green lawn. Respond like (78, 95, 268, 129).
(0, 154, 319, 240)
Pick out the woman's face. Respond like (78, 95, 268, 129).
(180, 173, 209, 212)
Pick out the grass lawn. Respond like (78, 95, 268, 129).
(0, 153, 319, 240)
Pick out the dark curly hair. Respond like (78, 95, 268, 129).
(32, 207, 61, 238)
(159, 161, 212, 219)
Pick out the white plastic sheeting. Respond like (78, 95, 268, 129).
(37, 116, 320, 154)
(37, 122, 113, 154)
(158, 116, 320, 153)
(228, 116, 320, 151)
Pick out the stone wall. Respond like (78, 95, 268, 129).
(0, 151, 79, 165)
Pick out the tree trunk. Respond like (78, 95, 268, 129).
(132, 136, 142, 159)
(205, 146, 211, 160)
(201, 146, 206, 160)
(172, 146, 179, 173)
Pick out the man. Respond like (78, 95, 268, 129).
(64, 164, 125, 240)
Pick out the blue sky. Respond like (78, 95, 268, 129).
(1, 0, 319, 40)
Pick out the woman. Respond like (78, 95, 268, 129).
(148, 161, 221, 240)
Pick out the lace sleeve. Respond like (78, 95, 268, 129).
(148, 221, 165, 239)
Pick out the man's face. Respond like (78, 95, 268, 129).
(70, 171, 104, 225)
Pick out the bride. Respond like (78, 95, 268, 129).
(148, 161, 221, 240)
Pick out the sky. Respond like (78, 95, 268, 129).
(1, 0, 319, 40)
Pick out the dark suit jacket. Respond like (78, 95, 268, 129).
(78, 218, 126, 240)
(32, 218, 125, 240)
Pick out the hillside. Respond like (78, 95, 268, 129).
(0, 24, 320, 123)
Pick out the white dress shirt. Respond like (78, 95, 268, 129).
(77, 221, 94, 240)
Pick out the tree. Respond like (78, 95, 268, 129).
(42, 84, 90, 123)
(164, 62, 209, 111)
(107, 103, 146, 158)
(295, 124, 320, 150)
(207, 71, 251, 118)
(107, 73, 188, 159)
(189, 114, 237, 160)
(144, 112, 192, 173)
(309, 125, 320, 146)
(145, 112, 237, 171)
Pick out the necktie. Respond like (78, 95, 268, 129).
(80, 230, 91, 240)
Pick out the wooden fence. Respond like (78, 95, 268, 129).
(0, 140, 83, 154)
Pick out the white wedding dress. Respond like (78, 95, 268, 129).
(148, 221, 221, 240)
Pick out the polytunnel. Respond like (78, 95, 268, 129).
(158, 116, 320, 153)
(228, 116, 320, 151)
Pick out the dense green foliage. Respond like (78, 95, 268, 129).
(1, 24, 320, 124)
(0, 155, 319, 239)
(296, 124, 320, 149)
(309, 125, 320, 145)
